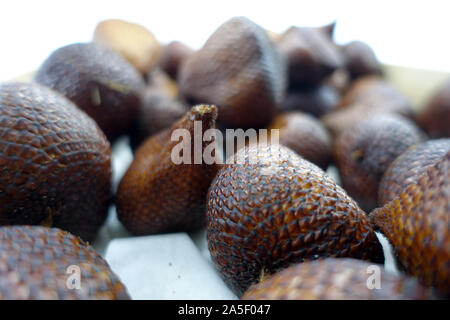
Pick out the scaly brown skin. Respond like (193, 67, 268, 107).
(129, 87, 188, 151)
(117, 105, 219, 235)
(0, 226, 130, 300)
(276, 26, 342, 89)
(418, 79, 450, 138)
(370, 151, 450, 297)
(34, 42, 145, 142)
(242, 258, 437, 300)
(378, 139, 450, 206)
(281, 86, 339, 118)
(334, 114, 426, 212)
(160, 41, 194, 80)
(0, 82, 111, 242)
(207, 144, 384, 297)
(93, 19, 161, 74)
(268, 112, 332, 170)
(179, 17, 286, 129)
(341, 41, 382, 79)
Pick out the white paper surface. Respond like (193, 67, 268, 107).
(105, 233, 237, 300)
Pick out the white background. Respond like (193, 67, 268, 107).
(1, 0, 450, 80)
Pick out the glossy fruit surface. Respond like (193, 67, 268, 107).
(207, 144, 384, 296)
(0, 226, 130, 300)
(378, 138, 450, 206)
(0, 82, 111, 241)
(371, 151, 449, 297)
(179, 17, 286, 128)
(334, 114, 425, 211)
(34, 42, 145, 142)
(242, 258, 436, 300)
(117, 105, 219, 235)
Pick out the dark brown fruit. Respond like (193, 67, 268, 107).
(117, 105, 219, 235)
(276, 26, 342, 89)
(160, 41, 194, 79)
(342, 41, 382, 79)
(0, 226, 129, 300)
(370, 152, 450, 297)
(418, 79, 450, 138)
(34, 43, 145, 142)
(129, 87, 187, 150)
(268, 112, 332, 169)
(179, 17, 286, 128)
(281, 85, 339, 117)
(334, 114, 425, 211)
(93, 19, 161, 74)
(0, 82, 111, 241)
(207, 144, 384, 296)
(378, 138, 450, 206)
(322, 77, 414, 139)
(242, 258, 436, 300)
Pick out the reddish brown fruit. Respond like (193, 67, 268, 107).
(160, 41, 194, 79)
(179, 17, 286, 128)
(93, 19, 161, 74)
(322, 78, 414, 139)
(418, 79, 450, 138)
(342, 41, 382, 79)
(378, 139, 450, 206)
(281, 86, 339, 117)
(117, 105, 219, 235)
(242, 258, 437, 300)
(371, 152, 450, 297)
(276, 26, 342, 89)
(0, 82, 111, 241)
(129, 87, 187, 150)
(334, 114, 425, 211)
(268, 112, 332, 169)
(207, 144, 384, 296)
(34, 43, 145, 142)
(0, 226, 130, 300)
